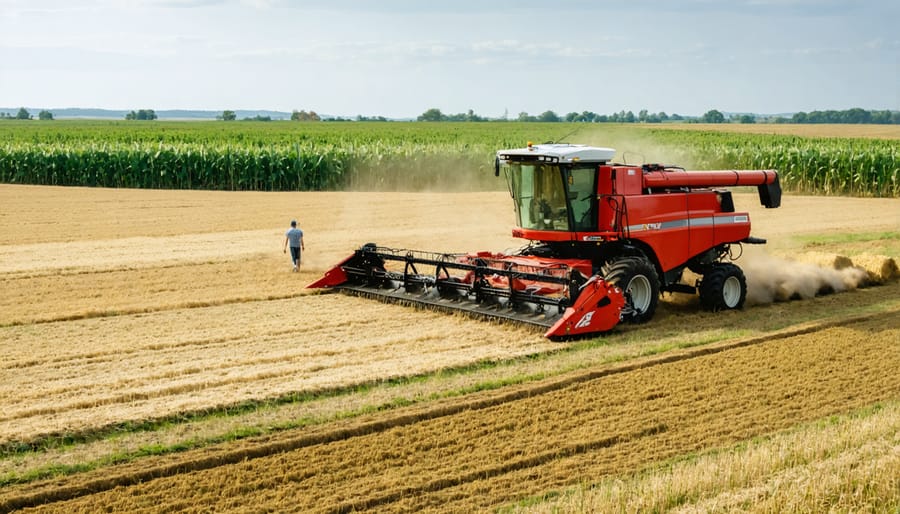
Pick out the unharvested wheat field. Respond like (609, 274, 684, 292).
(1, 184, 899, 512)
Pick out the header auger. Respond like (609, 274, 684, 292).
(307, 244, 625, 338)
(309, 143, 780, 339)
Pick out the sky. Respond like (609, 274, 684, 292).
(1, 0, 898, 118)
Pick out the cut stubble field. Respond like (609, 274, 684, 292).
(1, 184, 898, 512)
(14, 312, 899, 513)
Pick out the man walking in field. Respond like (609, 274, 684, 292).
(283, 219, 305, 272)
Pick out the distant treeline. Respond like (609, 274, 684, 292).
(416, 108, 689, 123)
(415, 108, 900, 125)
(3, 107, 897, 124)
(773, 108, 899, 124)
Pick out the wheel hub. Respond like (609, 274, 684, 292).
(722, 275, 742, 308)
(626, 275, 653, 313)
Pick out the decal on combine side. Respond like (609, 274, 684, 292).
(574, 311, 594, 329)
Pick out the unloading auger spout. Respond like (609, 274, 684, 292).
(307, 243, 625, 339)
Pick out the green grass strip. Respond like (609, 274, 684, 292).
(796, 230, 900, 246)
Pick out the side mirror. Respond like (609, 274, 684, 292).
(494, 156, 500, 177)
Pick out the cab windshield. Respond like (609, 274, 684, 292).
(503, 162, 596, 232)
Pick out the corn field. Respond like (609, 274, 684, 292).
(0, 121, 897, 196)
(0, 122, 562, 192)
(645, 129, 899, 197)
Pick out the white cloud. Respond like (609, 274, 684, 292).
(134, 0, 226, 7)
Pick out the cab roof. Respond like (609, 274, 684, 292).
(497, 143, 616, 164)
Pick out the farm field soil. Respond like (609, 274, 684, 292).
(3, 185, 897, 327)
(2, 185, 897, 441)
(1, 184, 899, 511)
(5, 311, 899, 512)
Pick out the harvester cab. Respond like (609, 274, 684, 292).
(309, 143, 780, 339)
(495, 143, 617, 236)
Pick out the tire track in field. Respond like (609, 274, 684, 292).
(4, 309, 895, 512)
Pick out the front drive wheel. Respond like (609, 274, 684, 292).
(699, 263, 747, 311)
(602, 257, 660, 323)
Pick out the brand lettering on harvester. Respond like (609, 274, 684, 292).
(575, 311, 594, 329)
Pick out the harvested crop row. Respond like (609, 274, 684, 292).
(517, 400, 900, 512)
(0, 255, 313, 327)
(0, 294, 552, 444)
(4, 283, 897, 486)
(12, 312, 898, 513)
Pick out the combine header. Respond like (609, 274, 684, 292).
(309, 143, 780, 339)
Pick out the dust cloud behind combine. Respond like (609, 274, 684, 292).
(740, 247, 872, 305)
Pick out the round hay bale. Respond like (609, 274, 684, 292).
(851, 254, 900, 284)
(796, 251, 855, 270)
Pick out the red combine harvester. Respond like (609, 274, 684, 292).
(309, 143, 780, 339)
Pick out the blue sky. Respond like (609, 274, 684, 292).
(1, 0, 897, 118)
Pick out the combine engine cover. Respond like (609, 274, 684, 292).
(308, 244, 624, 339)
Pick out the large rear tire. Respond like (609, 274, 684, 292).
(699, 263, 747, 311)
(602, 256, 660, 323)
